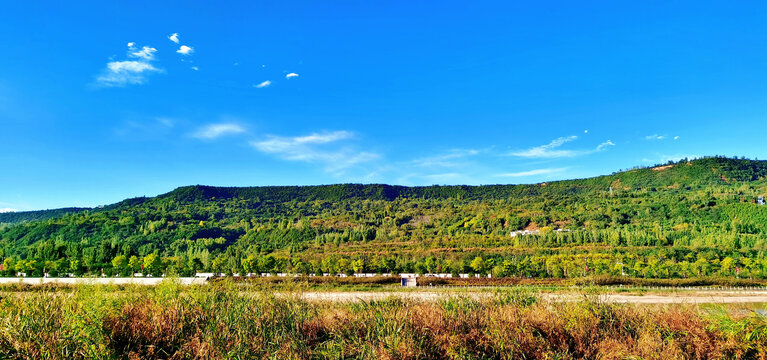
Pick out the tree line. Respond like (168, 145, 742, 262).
(1, 156, 767, 279)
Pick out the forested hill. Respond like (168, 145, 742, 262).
(2, 156, 767, 279)
(3, 156, 766, 224)
(0, 208, 90, 224)
(153, 156, 767, 202)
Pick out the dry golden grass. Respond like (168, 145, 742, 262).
(1, 281, 767, 359)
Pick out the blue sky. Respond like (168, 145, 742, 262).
(2, 1, 767, 211)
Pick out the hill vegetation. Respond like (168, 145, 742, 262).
(0, 207, 89, 224)
(2, 156, 767, 279)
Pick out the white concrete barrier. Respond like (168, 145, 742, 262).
(0, 277, 208, 285)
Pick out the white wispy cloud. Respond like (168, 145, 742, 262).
(509, 136, 578, 158)
(155, 117, 175, 128)
(95, 43, 162, 87)
(129, 45, 157, 60)
(250, 130, 378, 170)
(177, 45, 194, 55)
(674, 136, 680, 140)
(168, 33, 179, 44)
(254, 80, 272, 88)
(254, 131, 353, 154)
(193, 123, 246, 139)
(645, 134, 666, 140)
(508, 136, 614, 158)
(115, 117, 177, 139)
(411, 149, 480, 168)
(596, 140, 615, 151)
(191, 66, 199, 71)
(0, 208, 18, 213)
(107, 61, 156, 73)
(422, 173, 462, 182)
(285, 72, 299, 79)
(495, 168, 566, 178)
(97, 61, 160, 86)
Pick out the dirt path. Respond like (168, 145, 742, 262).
(293, 290, 767, 304)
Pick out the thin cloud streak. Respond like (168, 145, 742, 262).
(411, 149, 480, 168)
(508, 136, 578, 158)
(495, 168, 567, 177)
(250, 131, 378, 171)
(252, 131, 353, 156)
(254, 80, 272, 88)
(193, 123, 246, 139)
(508, 136, 614, 158)
(596, 140, 615, 151)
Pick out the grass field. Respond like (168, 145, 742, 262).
(2, 280, 767, 359)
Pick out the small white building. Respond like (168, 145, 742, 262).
(510, 229, 539, 237)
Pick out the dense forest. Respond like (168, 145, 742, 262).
(2, 156, 767, 279)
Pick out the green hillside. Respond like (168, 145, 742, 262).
(0, 207, 90, 224)
(2, 156, 767, 279)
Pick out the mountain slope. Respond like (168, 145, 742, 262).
(1, 156, 767, 278)
(0, 208, 91, 224)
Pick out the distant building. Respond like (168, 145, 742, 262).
(510, 228, 571, 237)
(401, 277, 417, 287)
(510, 229, 540, 237)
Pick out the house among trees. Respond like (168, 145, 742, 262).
(510, 230, 540, 237)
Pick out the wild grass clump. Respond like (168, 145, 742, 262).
(578, 275, 767, 288)
(418, 275, 767, 288)
(224, 275, 401, 288)
(2, 281, 767, 359)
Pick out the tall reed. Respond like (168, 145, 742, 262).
(1, 280, 766, 359)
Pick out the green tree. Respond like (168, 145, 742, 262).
(69, 259, 82, 276)
(491, 265, 507, 278)
(143, 253, 163, 276)
(211, 255, 227, 275)
(352, 259, 365, 274)
(241, 255, 258, 275)
(45, 260, 61, 277)
(3, 258, 15, 276)
(259, 255, 276, 275)
(336, 258, 351, 275)
(470, 256, 487, 275)
(189, 257, 204, 274)
(112, 255, 128, 276)
(720, 257, 735, 276)
(501, 259, 515, 277)
(128, 256, 141, 276)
